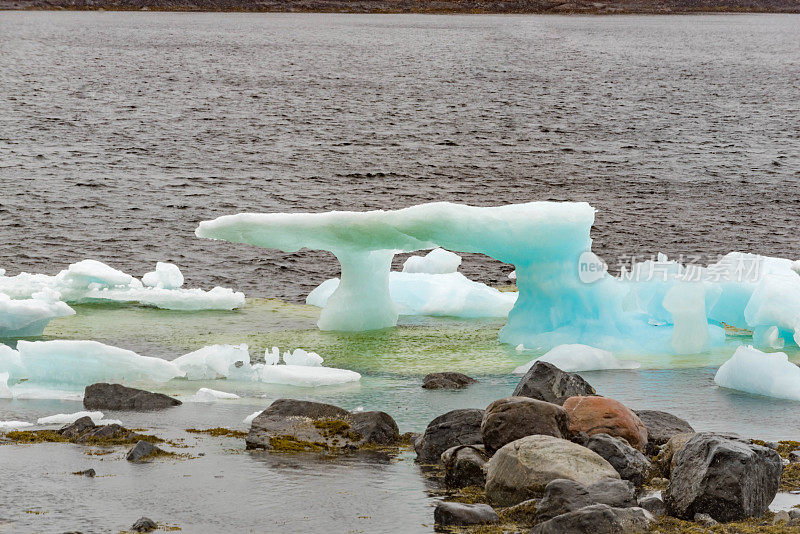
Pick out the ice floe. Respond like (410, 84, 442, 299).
(714, 345, 800, 401)
(36, 410, 121, 426)
(0, 420, 33, 430)
(188, 387, 240, 402)
(513, 344, 640, 374)
(0, 259, 244, 311)
(0, 290, 74, 338)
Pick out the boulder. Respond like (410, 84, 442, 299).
(442, 445, 487, 488)
(585, 433, 653, 486)
(484, 435, 619, 506)
(84, 383, 181, 410)
(422, 372, 477, 389)
(637, 495, 666, 516)
(562, 396, 648, 452)
(126, 440, 165, 463)
(664, 433, 782, 522)
(531, 504, 653, 534)
(634, 409, 694, 454)
(481, 396, 570, 454)
(655, 432, 695, 476)
(245, 399, 400, 451)
(415, 408, 484, 463)
(131, 517, 158, 532)
(433, 502, 499, 526)
(59, 416, 96, 438)
(536, 478, 636, 521)
(513, 361, 595, 405)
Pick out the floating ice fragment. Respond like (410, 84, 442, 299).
(513, 344, 640, 374)
(264, 347, 280, 366)
(402, 248, 461, 274)
(282, 348, 323, 367)
(714, 345, 800, 401)
(142, 262, 184, 289)
(243, 411, 261, 425)
(255, 365, 361, 387)
(172, 344, 251, 380)
(0, 292, 74, 338)
(0, 420, 33, 430)
(37, 411, 105, 425)
(188, 388, 240, 402)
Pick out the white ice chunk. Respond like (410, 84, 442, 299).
(254, 365, 361, 387)
(0, 420, 33, 430)
(744, 273, 800, 348)
(243, 410, 261, 425)
(172, 344, 251, 380)
(402, 248, 462, 274)
(188, 387, 240, 402)
(513, 344, 640, 374)
(57, 259, 134, 289)
(264, 347, 280, 366)
(508, 270, 517, 280)
(714, 345, 800, 401)
(37, 411, 104, 425)
(3, 340, 183, 387)
(142, 262, 185, 289)
(0, 292, 74, 338)
(282, 348, 323, 367)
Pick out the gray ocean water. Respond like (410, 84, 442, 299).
(2, 12, 799, 301)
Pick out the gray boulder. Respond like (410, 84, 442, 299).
(536, 478, 636, 521)
(531, 504, 653, 534)
(126, 440, 165, 463)
(433, 501, 499, 526)
(585, 433, 653, 486)
(131, 517, 158, 532)
(513, 361, 595, 405)
(634, 409, 694, 455)
(421, 372, 477, 389)
(415, 408, 484, 463)
(245, 399, 399, 451)
(84, 383, 181, 410)
(664, 433, 782, 522)
(637, 495, 666, 516)
(59, 416, 96, 438)
(484, 435, 619, 506)
(481, 396, 570, 454)
(442, 445, 487, 488)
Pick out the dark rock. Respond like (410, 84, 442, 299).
(585, 433, 653, 486)
(84, 383, 181, 410)
(536, 478, 636, 521)
(130, 516, 157, 532)
(664, 433, 782, 522)
(513, 361, 595, 405)
(414, 408, 484, 463)
(634, 409, 694, 455)
(245, 399, 400, 451)
(655, 432, 695, 477)
(126, 440, 164, 463)
(637, 495, 666, 516)
(433, 501, 499, 526)
(441, 445, 487, 488)
(421, 372, 477, 389)
(59, 416, 96, 438)
(789, 450, 800, 462)
(531, 504, 653, 534)
(73, 468, 96, 477)
(481, 396, 570, 454)
(790, 508, 800, 520)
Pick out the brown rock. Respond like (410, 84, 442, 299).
(562, 396, 648, 452)
(481, 396, 570, 454)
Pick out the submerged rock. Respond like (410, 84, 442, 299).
(531, 504, 653, 534)
(245, 398, 399, 451)
(442, 445, 487, 488)
(481, 396, 570, 454)
(84, 383, 181, 411)
(126, 440, 166, 463)
(130, 516, 158, 532)
(484, 434, 619, 506)
(433, 501, 499, 526)
(415, 408, 484, 463)
(664, 433, 782, 522)
(72, 468, 96, 477)
(585, 433, 653, 486)
(634, 409, 694, 455)
(513, 361, 595, 405)
(562, 396, 648, 452)
(421, 372, 477, 389)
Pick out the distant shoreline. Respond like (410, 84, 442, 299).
(3, 0, 800, 14)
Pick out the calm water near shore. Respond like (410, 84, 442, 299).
(2, 11, 800, 533)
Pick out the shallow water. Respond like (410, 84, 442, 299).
(1, 12, 799, 301)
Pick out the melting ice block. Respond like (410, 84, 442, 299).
(282, 348, 323, 367)
(255, 365, 361, 387)
(172, 344, 251, 380)
(513, 344, 640, 374)
(714, 345, 800, 401)
(37, 411, 105, 425)
(0, 291, 74, 338)
(402, 248, 462, 274)
(188, 387, 240, 402)
(0, 260, 244, 311)
(0, 420, 33, 430)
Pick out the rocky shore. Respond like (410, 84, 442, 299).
(2, 0, 800, 13)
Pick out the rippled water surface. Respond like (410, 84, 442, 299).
(2, 12, 799, 300)
(2, 12, 800, 533)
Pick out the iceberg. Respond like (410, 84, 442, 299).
(513, 344, 640, 374)
(188, 387, 240, 402)
(402, 248, 461, 274)
(0, 340, 183, 388)
(0, 290, 74, 338)
(0, 260, 244, 311)
(714, 345, 800, 401)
